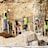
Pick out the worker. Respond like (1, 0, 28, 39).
(14, 20, 21, 35)
(8, 20, 12, 35)
(2, 9, 11, 31)
(17, 23, 21, 34)
(35, 18, 40, 33)
(14, 20, 18, 35)
(2, 11, 7, 31)
(44, 21, 48, 36)
(23, 16, 28, 31)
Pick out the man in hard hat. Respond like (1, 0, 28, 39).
(2, 9, 10, 31)
(35, 16, 41, 33)
(2, 11, 7, 31)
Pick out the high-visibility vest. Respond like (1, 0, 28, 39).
(2, 12, 7, 19)
(44, 22, 48, 30)
(24, 18, 28, 25)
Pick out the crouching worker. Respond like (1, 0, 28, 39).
(14, 20, 21, 36)
(44, 21, 48, 36)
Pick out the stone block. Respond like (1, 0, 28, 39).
(27, 33, 37, 42)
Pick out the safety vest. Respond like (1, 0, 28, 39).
(44, 22, 48, 30)
(24, 18, 28, 25)
(2, 11, 7, 19)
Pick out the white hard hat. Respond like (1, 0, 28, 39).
(35, 17, 39, 20)
(7, 9, 11, 12)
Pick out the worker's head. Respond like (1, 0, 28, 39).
(26, 16, 28, 18)
(7, 9, 11, 13)
(23, 16, 26, 18)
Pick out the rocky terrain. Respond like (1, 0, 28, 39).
(0, 31, 48, 46)
(0, 0, 48, 46)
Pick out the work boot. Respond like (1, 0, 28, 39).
(19, 32, 21, 34)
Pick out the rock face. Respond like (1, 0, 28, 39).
(0, 0, 39, 32)
(0, 0, 42, 19)
(0, 0, 48, 32)
(0, 0, 48, 46)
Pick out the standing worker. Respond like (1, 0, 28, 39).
(2, 11, 7, 31)
(8, 20, 12, 35)
(44, 21, 48, 36)
(23, 16, 28, 31)
(35, 17, 40, 33)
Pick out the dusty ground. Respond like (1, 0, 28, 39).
(0, 31, 35, 46)
(0, 31, 48, 46)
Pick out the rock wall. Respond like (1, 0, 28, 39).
(0, 0, 48, 32)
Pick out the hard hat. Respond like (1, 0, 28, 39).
(35, 17, 39, 21)
(8, 9, 10, 12)
(7, 9, 11, 13)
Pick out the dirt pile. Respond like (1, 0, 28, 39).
(0, 32, 12, 38)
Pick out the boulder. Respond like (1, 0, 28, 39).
(27, 33, 38, 42)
